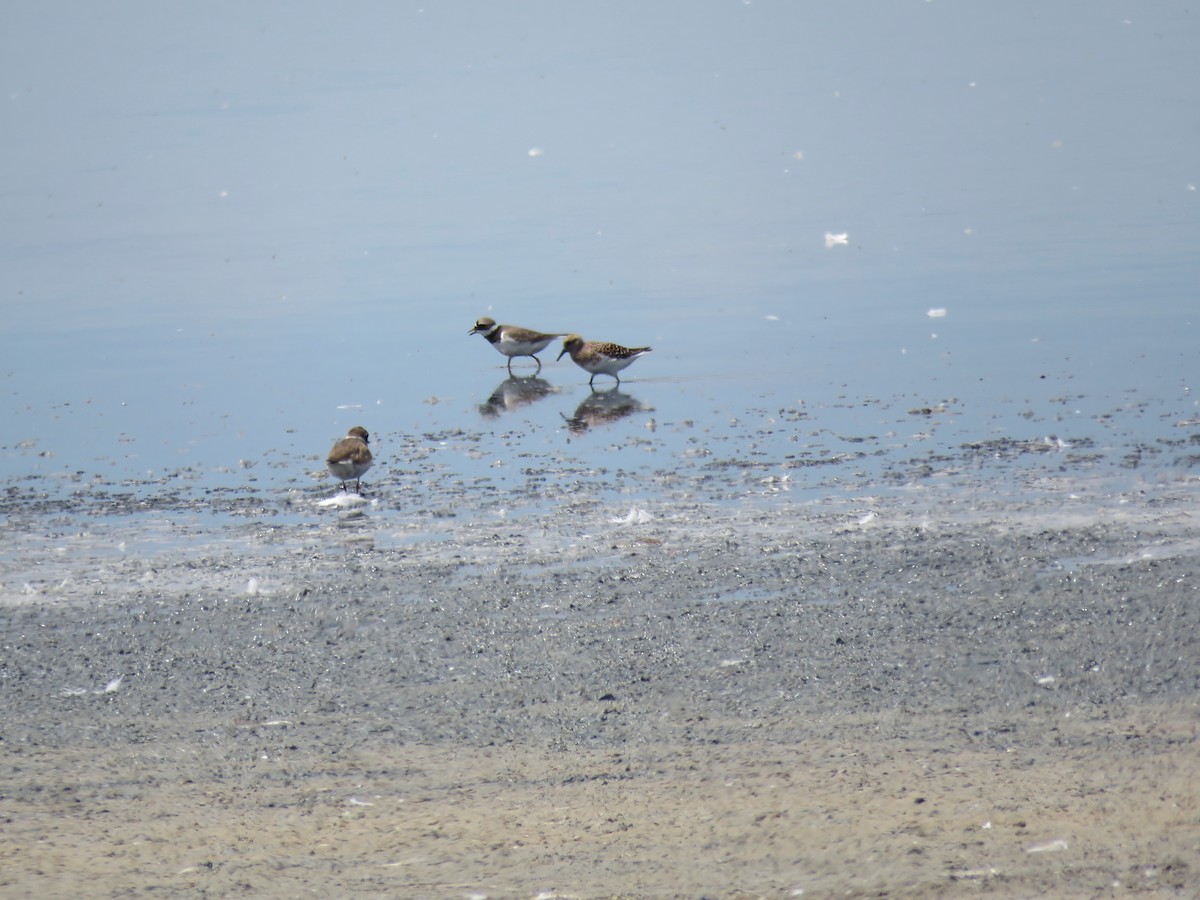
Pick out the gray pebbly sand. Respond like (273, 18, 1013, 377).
(2, 435, 1199, 897)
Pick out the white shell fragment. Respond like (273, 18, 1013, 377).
(611, 507, 652, 525)
(318, 492, 371, 509)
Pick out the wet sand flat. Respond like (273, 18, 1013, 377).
(2, 495, 1198, 898)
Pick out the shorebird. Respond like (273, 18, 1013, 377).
(469, 317, 565, 373)
(326, 426, 373, 493)
(557, 334, 652, 387)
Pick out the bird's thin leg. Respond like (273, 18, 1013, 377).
(507, 357, 515, 372)
(532, 356, 542, 374)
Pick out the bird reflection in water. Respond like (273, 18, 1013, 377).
(478, 375, 556, 418)
(563, 388, 648, 435)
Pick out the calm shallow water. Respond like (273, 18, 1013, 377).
(3, 3, 1198, 585)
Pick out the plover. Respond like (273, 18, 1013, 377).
(327, 426, 373, 493)
(557, 334, 652, 387)
(469, 317, 564, 373)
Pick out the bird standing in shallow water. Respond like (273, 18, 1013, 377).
(469, 317, 564, 373)
(327, 426, 373, 493)
(557, 334, 652, 387)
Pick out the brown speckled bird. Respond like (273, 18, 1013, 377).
(557, 334, 652, 387)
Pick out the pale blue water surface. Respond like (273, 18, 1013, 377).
(2, 2, 1198, 580)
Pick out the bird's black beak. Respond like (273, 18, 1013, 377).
(556, 347, 568, 360)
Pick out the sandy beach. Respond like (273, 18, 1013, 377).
(2, 474, 1197, 898)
